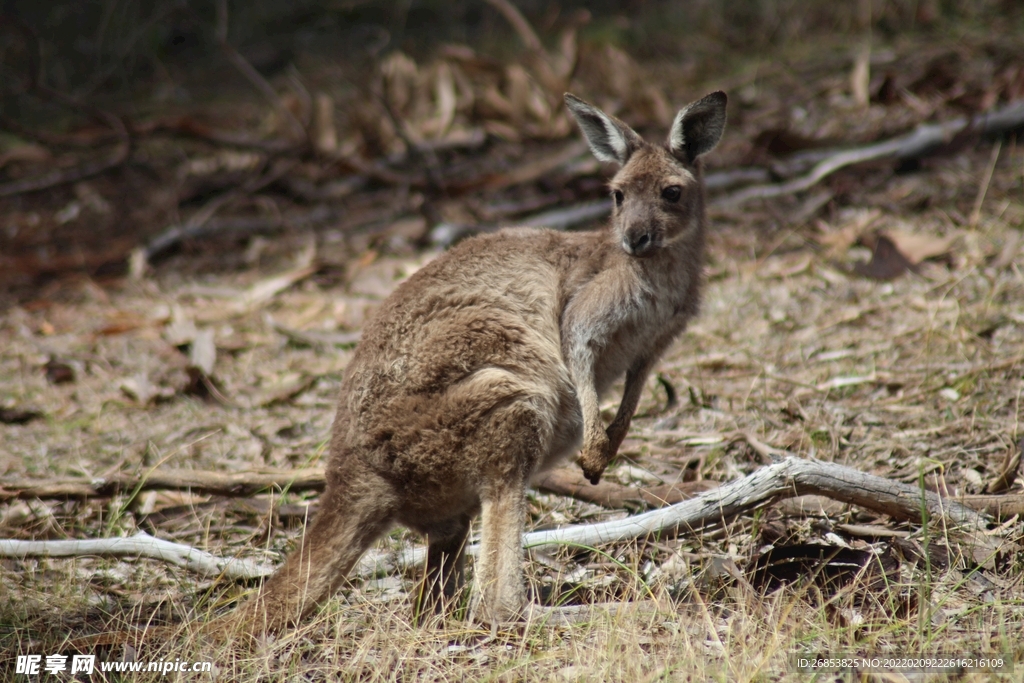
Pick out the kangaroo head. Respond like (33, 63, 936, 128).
(564, 92, 727, 258)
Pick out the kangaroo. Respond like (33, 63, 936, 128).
(229, 90, 727, 632)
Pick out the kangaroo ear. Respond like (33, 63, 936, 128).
(668, 91, 727, 164)
(564, 93, 642, 166)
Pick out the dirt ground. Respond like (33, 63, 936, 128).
(1, 5, 1023, 681)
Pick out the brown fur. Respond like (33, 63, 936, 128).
(226, 91, 727, 632)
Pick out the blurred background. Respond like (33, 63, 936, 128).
(1, 0, 1021, 301)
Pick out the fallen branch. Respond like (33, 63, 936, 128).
(714, 99, 1024, 208)
(522, 456, 989, 547)
(4, 461, 1020, 521)
(531, 467, 716, 511)
(0, 468, 327, 502)
(355, 456, 997, 579)
(3, 458, 1009, 581)
(137, 204, 339, 265)
(0, 531, 273, 580)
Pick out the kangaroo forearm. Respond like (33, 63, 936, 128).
(571, 365, 604, 446)
(607, 358, 655, 453)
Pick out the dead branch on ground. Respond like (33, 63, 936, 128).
(3, 460, 1021, 518)
(2, 457, 1012, 580)
(531, 468, 716, 511)
(0, 531, 274, 579)
(357, 455, 1003, 579)
(0, 468, 326, 502)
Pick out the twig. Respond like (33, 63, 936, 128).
(481, 140, 588, 191)
(483, 0, 542, 51)
(0, 531, 273, 580)
(205, 0, 306, 144)
(374, 90, 445, 191)
(137, 160, 305, 264)
(531, 467, 716, 511)
(73, 2, 181, 99)
(482, 0, 563, 94)
(136, 117, 298, 152)
(969, 138, 1002, 227)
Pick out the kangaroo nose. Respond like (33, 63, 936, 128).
(626, 231, 654, 256)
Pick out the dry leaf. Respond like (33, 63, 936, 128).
(0, 143, 51, 170)
(44, 358, 75, 384)
(311, 93, 338, 154)
(234, 265, 316, 311)
(244, 373, 318, 408)
(418, 62, 457, 138)
(991, 230, 1021, 270)
(163, 309, 199, 346)
(850, 44, 871, 107)
(120, 373, 175, 406)
(883, 229, 956, 264)
(189, 329, 217, 377)
(984, 441, 1022, 494)
(853, 234, 914, 280)
(759, 252, 813, 279)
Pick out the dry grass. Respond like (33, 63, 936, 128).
(3, 192, 1021, 678)
(2, 16, 1024, 682)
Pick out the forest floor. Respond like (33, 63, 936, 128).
(1, 7, 1023, 682)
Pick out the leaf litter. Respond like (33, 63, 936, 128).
(1, 7, 1024, 681)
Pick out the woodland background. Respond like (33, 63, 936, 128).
(1, 1, 1023, 680)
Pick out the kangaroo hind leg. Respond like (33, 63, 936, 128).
(469, 397, 553, 627)
(416, 513, 473, 621)
(233, 468, 397, 634)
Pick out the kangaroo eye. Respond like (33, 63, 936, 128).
(662, 185, 682, 203)
(613, 190, 624, 207)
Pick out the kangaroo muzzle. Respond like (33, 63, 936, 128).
(623, 227, 659, 257)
